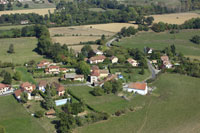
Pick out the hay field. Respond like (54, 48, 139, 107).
(83, 23, 138, 32)
(52, 36, 101, 45)
(68, 45, 99, 53)
(151, 12, 200, 24)
(0, 8, 55, 16)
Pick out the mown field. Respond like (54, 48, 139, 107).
(0, 37, 47, 64)
(0, 8, 55, 16)
(0, 95, 47, 133)
(114, 29, 200, 59)
(76, 74, 200, 133)
(151, 12, 200, 24)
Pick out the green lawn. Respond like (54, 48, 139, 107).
(0, 37, 47, 64)
(110, 68, 150, 82)
(77, 74, 200, 133)
(16, 67, 36, 84)
(114, 29, 200, 59)
(0, 25, 27, 30)
(70, 86, 132, 114)
(0, 95, 47, 133)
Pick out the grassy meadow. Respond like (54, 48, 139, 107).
(16, 67, 36, 84)
(0, 95, 47, 133)
(76, 74, 200, 133)
(0, 37, 47, 64)
(114, 29, 200, 59)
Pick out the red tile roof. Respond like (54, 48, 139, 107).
(161, 55, 169, 62)
(0, 83, 9, 89)
(57, 86, 65, 92)
(20, 82, 32, 88)
(128, 82, 147, 90)
(46, 109, 56, 115)
(38, 80, 47, 87)
(89, 55, 106, 61)
(91, 69, 100, 76)
(59, 68, 67, 71)
(48, 66, 60, 69)
(14, 89, 23, 97)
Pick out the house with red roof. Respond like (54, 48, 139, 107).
(127, 58, 139, 67)
(89, 55, 106, 64)
(38, 80, 48, 92)
(14, 89, 23, 100)
(20, 82, 36, 100)
(56, 85, 65, 96)
(127, 82, 148, 95)
(160, 55, 173, 69)
(45, 65, 60, 74)
(37, 60, 51, 69)
(90, 66, 109, 84)
(0, 83, 11, 95)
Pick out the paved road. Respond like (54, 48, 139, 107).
(146, 59, 160, 80)
(106, 37, 117, 47)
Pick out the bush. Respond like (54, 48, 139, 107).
(35, 110, 44, 118)
(191, 35, 200, 44)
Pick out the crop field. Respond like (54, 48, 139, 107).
(0, 37, 47, 64)
(114, 29, 200, 59)
(52, 36, 101, 45)
(76, 74, 200, 133)
(151, 12, 200, 24)
(0, 95, 47, 133)
(0, 8, 55, 16)
(68, 45, 99, 53)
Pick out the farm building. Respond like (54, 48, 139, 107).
(89, 55, 106, 64)
(64, 73, 84, 82)
(126, 82, 148, 95)
(55, 98, 71, 106)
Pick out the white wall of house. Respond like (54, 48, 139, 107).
(127, 86, 148, 95)
(112, 58, 118, 63)
(74, 77, 84, 82)
(39, 86, 45, 92)
(90, 59, 104, 64)
(90, 76, 98, 84)
(0, 87, 10, 95)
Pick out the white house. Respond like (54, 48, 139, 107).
(89, 55, 106, 64)
(127, 58, 139, 67)
(38, 80, 47, 92)
(90, 66, 109, 84)
(127, 82, 148, 95)
(0, 83, 11, 95)
(64, 73, 84, 82)
(110, 56, 118, 64)
(161, 55, 173, 69)
(20, 82, 36, 100)
(37, 60, 51, 69)
(45, 66, 60, 74)
(94, 50, 103, 55)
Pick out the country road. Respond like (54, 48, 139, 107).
(106, 37, 117, 47)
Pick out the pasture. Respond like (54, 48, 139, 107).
(151, 12, 200, 24)
(114, 29, 200, 59)
(0, 8, 55, 16)
(77, 74, 200, 133)
(0, 95, 47, 133)
(68, 45, 99, 53)
(0, 37, 47, 64)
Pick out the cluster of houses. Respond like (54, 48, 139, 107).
(0, 83, 13, 95)
(14, 81, 66, 101)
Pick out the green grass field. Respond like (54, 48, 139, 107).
(70, 86, 132, 114)
(110, 68, 150, 82)
(0, 37, 47, 64)
(114, 30, 200, 59)
(0, 95, 47, 133)
(16, 67, 36, 84)
(76, 74, 200, 133)
(0, 25, 28, 30)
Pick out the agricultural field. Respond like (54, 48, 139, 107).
(68, 45, 99, 53)
(0, 8, 55, 16)
(114, 29, 200, 59)
(0, 95, 47, 133)
(151, 12, 200, 24)
(76, 74, 200, 133)
(0, 37, 47, 64)
(0, 25, 27, 30)
(69, 86, 131, 114)
(49, 23, 137, 52)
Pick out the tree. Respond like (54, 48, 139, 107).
(103, 81, 112, 94)
(20, 92, 28, 103)
(91, 86, 104, 96)
(170, 44, 176, 55)
(35, 110, 44, 118)
(13, 71, 21, 81)
(139, 67, 145, 75)
(16, 2, 23, 7)
(112, 80, 122, 93)
(2, 72, 12, 84)
(81, 45, 93, 57)
(145, 16, 154, 25)
(7, 44, 14, 54)
(78, 61, 90, 78)
(0, 4, 5, 11)
(191, 35, 200, 44)
(24, 4, 29, 8)
(7, 2, 13, 10)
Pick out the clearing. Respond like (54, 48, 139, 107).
(0, 95, 47, 133)
(151, 12, 200, 24)
(0, 37, 48, 64)
(0, 8, 55, 16)
(76, 73, 200, 133)
(114, 29, 200, 59)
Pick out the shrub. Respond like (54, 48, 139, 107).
(35, 110, 44, 118)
